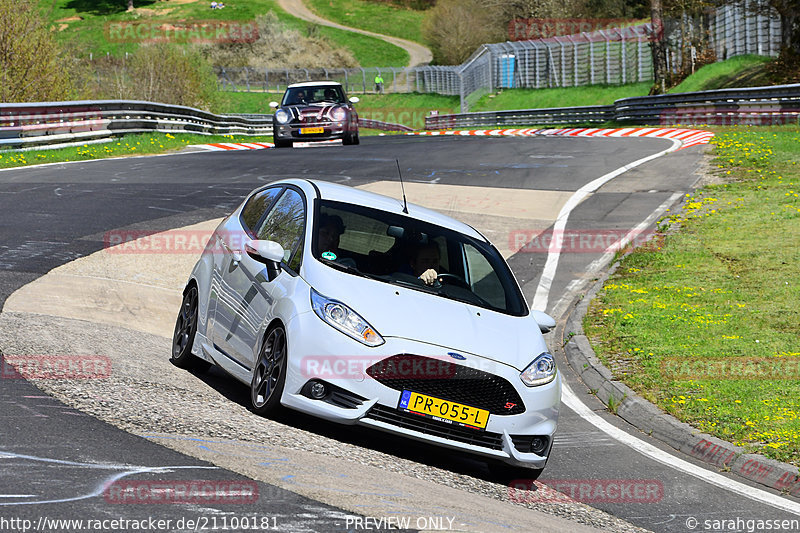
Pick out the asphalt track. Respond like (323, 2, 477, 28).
(1, 134, 798, 532)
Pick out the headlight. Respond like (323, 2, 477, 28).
(520, 352, 557, 387)
(275, 109, 290, 124)
(330, 107, 347, 121)
(310, 289, 384, 347)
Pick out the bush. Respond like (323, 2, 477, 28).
(422, 0, 505, 65)
(108, 44, 219, 110)
(204, 12, 358, 69)
(0, 0, 72, 102)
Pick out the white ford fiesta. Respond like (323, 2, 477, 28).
(172, 179, 561, 475)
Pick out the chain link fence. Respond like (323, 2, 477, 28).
(216, 3, 782, 113)
(710, 0, 782, 60)
(217, 24, 653, 112)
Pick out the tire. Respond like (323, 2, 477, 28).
(171, 285, 211, 372)
(274, 138, 293, 148)
(352, 132, 360, 145)
(342, 132, 354, 146)
(250, 325, 288, 416)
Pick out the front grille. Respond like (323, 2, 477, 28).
(365, 404, 504, 450)
(366, 354, 525, 415)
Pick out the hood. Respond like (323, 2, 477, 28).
(287, 104, 338, 122)
(304, 264, 547, 371)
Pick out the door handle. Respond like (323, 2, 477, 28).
(219, 237, 243, 265)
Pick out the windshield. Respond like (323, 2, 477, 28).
(313, 200, 527, 316)
(282, 86, 346, 106)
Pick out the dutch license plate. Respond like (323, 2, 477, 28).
(299, 127, 324, 134)
(398, 390, 489, 430)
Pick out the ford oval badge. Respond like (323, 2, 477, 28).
(448, 352, 466, 360)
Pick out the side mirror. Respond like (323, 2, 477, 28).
(269, 101, 279, 109)
(246, 240, 285, 263)
(348, 96, 359, 104)
(531, 310, 556, 333)
(246, 240, 285, 280)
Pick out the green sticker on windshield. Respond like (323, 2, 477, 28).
(322, 251, 337, 260)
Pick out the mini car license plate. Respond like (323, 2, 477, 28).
(398, 390, 489, 430)
(300, 127, 324, 134)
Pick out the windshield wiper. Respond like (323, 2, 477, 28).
(389, 278, 438, 293)
(319, 257, 378, 280)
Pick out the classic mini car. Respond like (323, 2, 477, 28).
(171, 179, 561, 476)
(269, 82, 360, 148)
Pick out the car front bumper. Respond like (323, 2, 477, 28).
(274, 121, 352, 142)
(280, 311, 561, 468)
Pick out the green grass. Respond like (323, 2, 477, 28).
(670, 55, 773, 93)
(471, 83, 652, 111)
(306, 0, 427, 45)
(41, 0, 407, 65)
(215, 91, 459, 129)
(0, 133, 273, 169)
(584, 126, 800, 466)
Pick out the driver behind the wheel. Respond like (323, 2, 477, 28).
(409, 243, 441, 286)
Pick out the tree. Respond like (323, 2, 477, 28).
(650, 0, 669, 94)
(0, 0, 71, 102)
(767, 0, 799, 54)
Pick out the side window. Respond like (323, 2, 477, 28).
(463, 243, 506, 310)
(241, 187, 282, 236)
(255, 189, 306, 268)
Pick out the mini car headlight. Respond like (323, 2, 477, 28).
(520, 352, 557, 387)
(275, 109, 290, 124)
(310, 289, 384, 347)
(330, 107, 347, 121)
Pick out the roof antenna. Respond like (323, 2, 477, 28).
(396, 158, 409, 214)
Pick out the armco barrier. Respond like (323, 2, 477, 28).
(358, 118, 414, 132)
(425, 83, 800, 129)
(425, 105, 615, 129)
(0, 100, 273, 150)
(0, 101, 415, 151)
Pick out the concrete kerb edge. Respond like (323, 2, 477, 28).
(556, 230, 800, 500)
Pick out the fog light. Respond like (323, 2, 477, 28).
(309, 381, 327, 400)
(530, 436, 548, 455)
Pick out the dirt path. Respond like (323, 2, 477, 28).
(278, 0, 432, 67)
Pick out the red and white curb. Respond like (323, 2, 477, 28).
(190, 142, 274, 151)
(408, 127, 715, 150)
(190, 140, 344, 151)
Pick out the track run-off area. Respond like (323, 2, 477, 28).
(0, 132, 798, 533)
